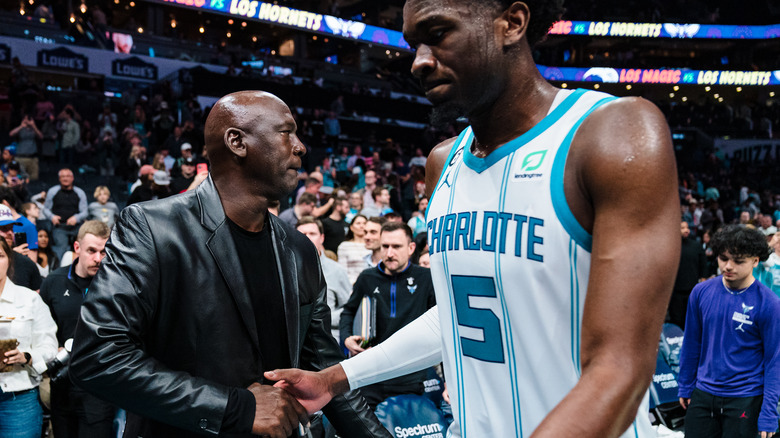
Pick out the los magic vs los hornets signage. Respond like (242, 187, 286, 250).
(112, 56, 159, 81)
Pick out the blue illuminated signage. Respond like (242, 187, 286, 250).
(153, 0, 411, 50)
(538, 66, 780, 86)
(549, 20, 780, 39)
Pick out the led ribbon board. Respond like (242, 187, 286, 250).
(538, 66, 780, 86)
(549, 21, 780, 39)
(151, 0, 411, 50)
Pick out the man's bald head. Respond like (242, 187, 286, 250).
(204, 90, 305, 199)
(205, 91, 287, 162)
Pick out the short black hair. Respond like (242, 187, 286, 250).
(484, 0, 565, 46)
(710, 225, 771, 261)
(381, 222, 414, 242)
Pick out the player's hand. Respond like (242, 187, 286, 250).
(759, 432, 775, 438)
(13, 243, 28, 256)
(678, 397, 690, 410)
(344, 336, 366, 355)
(265, 365, 350, 415)
(51, 215, 61, 226)
(247, 382, 308, 438)
(66, 216, 78, 226)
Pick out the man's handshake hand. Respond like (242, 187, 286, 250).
(247, 382, 308, 438)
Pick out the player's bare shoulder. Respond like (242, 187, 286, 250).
(572, 96, 675, 189)
(425, 136, 458, 199)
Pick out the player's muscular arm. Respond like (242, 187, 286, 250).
(531, 98, 680, 438)
(424, 137, 457, 199)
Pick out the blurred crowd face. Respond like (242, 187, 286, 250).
(297, 223, 324, 253)
(364, 171, 376, 187)
(59, 169, 74, 190)
(350, 216, 366, 239)
(680, 221, 690, 239)
(364, 221, 382, 251)
(349, 193, 363, 210)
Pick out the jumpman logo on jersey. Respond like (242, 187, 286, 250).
(740, 411, 748, 419)
(439, 146, 464, 190)
(63, 289, 70, 297)
(439, 170, 453, 190)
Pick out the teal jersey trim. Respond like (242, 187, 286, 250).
(495, 153, 523, 436)
(569, 238, 583, 376)
(549, 95, 618, 252)
(426, 128, 471, 223)
(463, 89, 587, 174)
(441, 156, 468, 437)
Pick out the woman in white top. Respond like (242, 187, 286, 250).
(0, 238, 58, 438)
(337, 214, 371, 284)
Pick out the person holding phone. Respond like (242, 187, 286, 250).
(0, 186, 40, 263)
(0, 205, 42, 291)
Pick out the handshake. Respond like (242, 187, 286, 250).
(249, 365, 350, 438)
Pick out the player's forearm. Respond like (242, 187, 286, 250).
(340, 306, 441, 389)
(530, 360, 652, 437)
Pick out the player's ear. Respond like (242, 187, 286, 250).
(501, 2, 530, 47)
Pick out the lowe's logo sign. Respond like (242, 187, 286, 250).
(112, 57, 158, 80)
(37, 47, 88, 71)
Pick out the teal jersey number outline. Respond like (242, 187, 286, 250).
(451, 275, 505, 363)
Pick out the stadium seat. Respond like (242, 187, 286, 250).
(375, 394, 449, 438)
(659, 323, 684, 374)
(649, 350, 685, 429)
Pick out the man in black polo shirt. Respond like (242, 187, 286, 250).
(41, 168, 88, 258)
(40, 220, 112, 438)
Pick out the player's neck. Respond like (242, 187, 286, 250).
(469, 79, 559, 156)
(722, 275, 754, 292)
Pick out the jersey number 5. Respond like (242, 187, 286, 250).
(451, 275, 505, 363)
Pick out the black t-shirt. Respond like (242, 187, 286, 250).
(12, 254, 42, 291)
(170, 175, 194, 195)
(223, 218, 291, 434)
(321, 217, 347, 254)
(227, 218, 290, 372)
(51, 188, 81, 220)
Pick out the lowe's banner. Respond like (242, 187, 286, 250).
(538, 65, 780, 86)
(152, 0, 411, 50)
(0, 36, 226, 82)
(714, 139, 780, 163)
(549, 20, 780, 39)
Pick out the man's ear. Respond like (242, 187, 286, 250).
(501, 2, 530, 48)
(224, 127, 247, 158)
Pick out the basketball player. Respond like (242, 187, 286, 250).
(265, 1, 680, 437)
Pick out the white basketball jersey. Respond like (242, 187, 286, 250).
(426, 89, 654, 437)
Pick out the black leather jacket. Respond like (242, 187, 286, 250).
(70, 177, 391, 438)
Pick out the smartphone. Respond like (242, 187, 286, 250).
(196, 163, 208, 174)
(13, 232, 26, 245)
